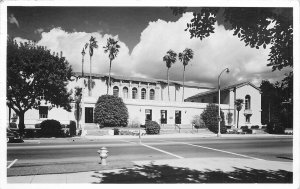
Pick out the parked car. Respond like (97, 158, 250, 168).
(7, 129, 23, 143)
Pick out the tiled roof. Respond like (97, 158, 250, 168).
(73, 72, 214, 89)
(185, 81, 260, 100)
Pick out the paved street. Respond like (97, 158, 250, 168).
(7, 135, 293, 183)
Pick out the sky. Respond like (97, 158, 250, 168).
(7, 6, 292, 88)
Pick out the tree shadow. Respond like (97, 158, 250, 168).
(91, 164, 292, 184)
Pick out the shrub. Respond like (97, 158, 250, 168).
(35, 123, 41, 128)
(9, 122, 18, 128)
(227, 112, 233, 125)
(201, 103, 226, 134)
(24, 129, 41, 138)
(145, 121, 160, 135)
(191, 115, 206, 129)
(94, 95, 129, 128)
(114, 128, 120, 135)
(251, 125, 259, 129)
(68, 120, 76, 136)
(40, 119, 62, 137)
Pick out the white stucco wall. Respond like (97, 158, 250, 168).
(234, 85, 262, 126)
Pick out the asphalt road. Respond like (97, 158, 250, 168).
(7, 136, 293, 176)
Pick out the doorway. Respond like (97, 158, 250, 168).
(85, 107, 94, 123)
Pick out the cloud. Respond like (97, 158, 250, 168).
(8, 14, 19, 28)
(34, 28, 44, 34)
(34, 28, 133, 76)
(130, 12, 291, 87)
(13, 12, 290, 88)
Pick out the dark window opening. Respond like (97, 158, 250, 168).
(160, 110, 167, 124)
(39, 106, 48, 119)
(175, 110, 181, 124)
(145, 109, 152, 122)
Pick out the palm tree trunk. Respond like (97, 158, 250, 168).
(89, 55, 92, 96)
(167, 68, 170, 101)
(107, 59, 112, 95)
(237, 111, 240, 128)
(182, 66, 186, 102)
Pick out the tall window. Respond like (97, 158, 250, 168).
(175, 110, 181, 124)
(123, 87, 128, 99)
(39, 106, 48, 119)
(245, 95, 251, 110)
(141, 88, 146, 99)
(150, 89, 155, 100)
(145, 109, 152, 122)
(132, 87, 138, 99)
(113, 86, 119, 97)
(160, 110, 167, 124)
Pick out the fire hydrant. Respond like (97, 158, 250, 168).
(97, 147, 109, 165)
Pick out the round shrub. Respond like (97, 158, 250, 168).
(201, 103, 226, 134)
(145, 121, 160, 135)
(94, 95, 129, 128)
(68, 120, 76, 136)
(191, 115, 206, 129)
(40, 119, 62, 137)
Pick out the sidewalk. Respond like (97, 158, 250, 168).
(7, 157, 292, 183)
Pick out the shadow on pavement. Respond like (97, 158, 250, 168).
(91, 164, 292, 183)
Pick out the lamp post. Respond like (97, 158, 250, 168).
(218, 68, 230, 137)
(81, 48, 86, 136)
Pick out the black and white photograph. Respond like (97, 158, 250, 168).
(0, 0, 299, 186)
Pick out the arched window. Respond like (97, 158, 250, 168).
(245, 95, 251, 110)
(113, 86, 119, 97)
(123, 87, 128, 99)
(132, 87, 138, 99)
(141, 88, 146, 100)
(150, 89, 155, 100)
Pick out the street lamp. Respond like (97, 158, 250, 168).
(81, 48, 86, 77)
(218, 68, 230, 137)
(81, 48, 86, 136)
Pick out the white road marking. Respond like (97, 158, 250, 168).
(120, 139, 184, 159)
(119, 140, 137, 144)
(171, 141, 265, 161)
(7, 159, 18, 169)
(140, 143, 184, 159)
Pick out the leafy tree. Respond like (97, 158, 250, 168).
(94, 95, 128, 128)
(103, 37, 120, 94)
(84, 36, 98, 96)
(201, 103, 226, 134)
(178, 48, 194, 101)
(171, 7, 292, 71)
(7, 38, 73, 135)
(234, 99, 244, 128)
(260, 79, 292, 128)
(163, 50, 177, 101)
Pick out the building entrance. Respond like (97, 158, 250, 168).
(85, 107, 94, 123)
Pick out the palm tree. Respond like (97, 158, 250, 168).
(85, 36, 98, 96)
(235, 99, 244, 129)
(178, 48, 194, 102)
(163, 50, 177, 101)
(103, 37, 120, 94)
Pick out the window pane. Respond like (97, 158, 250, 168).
(123, 87, 128, 99)
(141, 88, 146, 99)
(160, 110, 167, 124)
(113, 86, 119, 97)
(150, 89, 155, 100)
(145, 109, 152, 121)
(132, 88, 137, 99)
